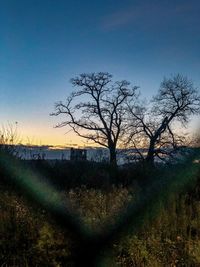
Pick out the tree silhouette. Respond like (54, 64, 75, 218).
(0, 122, 20, 156)
(52, 72, 138, 165)
(127, 74, 200, 165)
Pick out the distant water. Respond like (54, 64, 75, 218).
(12, 145, 188, 164)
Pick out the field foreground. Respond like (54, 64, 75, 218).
(0, 151, 200, 266)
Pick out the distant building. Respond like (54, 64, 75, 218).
(70, 148, 87, 161)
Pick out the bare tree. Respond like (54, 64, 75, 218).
(51, 72, 138, 165)
(127, 74, 200, 165)
(0, 122, 20, 156)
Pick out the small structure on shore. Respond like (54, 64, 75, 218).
(70, 148, 87, 161)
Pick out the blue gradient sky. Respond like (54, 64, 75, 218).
(1, 0, 200, 145)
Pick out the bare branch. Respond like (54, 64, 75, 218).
(51, 72, 138, 164)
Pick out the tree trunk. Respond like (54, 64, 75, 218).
(145, 139, 155, 166)
(108, 144, 118, 184)
(109, 145, 117, 166)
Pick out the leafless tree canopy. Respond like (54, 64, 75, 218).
(152, 74, 200, 124)
(52, 72, 138, 164)
(52, 73, 199, 165)
(127, 74, 200, 164)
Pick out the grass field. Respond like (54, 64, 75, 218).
(0, 150, 200, 266)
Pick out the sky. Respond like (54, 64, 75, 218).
(1, 0, 200, 146)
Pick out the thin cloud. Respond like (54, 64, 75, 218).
(101, 6, 141, 31)
(101, 2, 199, 31)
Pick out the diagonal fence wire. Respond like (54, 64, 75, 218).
(0, 150, 200, 266)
